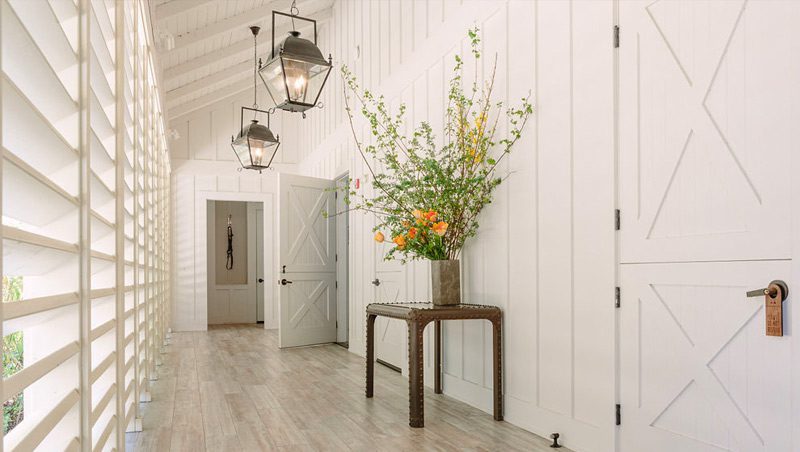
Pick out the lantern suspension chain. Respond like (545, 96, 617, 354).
(252, 27, 258, 111)
(290, 0, 299, 30)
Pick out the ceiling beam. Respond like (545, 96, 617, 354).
(168, 0, 331, 51)
(168, 61, 252, 100)
(168, 79, 252, 120)
(155, 0, 216, 22)
(163, 17, 325, 82)
(164, 39, 251, 80)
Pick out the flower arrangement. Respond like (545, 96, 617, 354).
(339, 28, 533, 262)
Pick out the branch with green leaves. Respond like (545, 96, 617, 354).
(337, 27, 533, 263)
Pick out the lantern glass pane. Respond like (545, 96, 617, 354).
(282, 57, 329, 104)
(261, 57, 288, 107)
(232, 139, 252, 167)
(248, 137, 277, 167)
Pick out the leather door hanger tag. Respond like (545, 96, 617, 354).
(765, 284, 783, 337)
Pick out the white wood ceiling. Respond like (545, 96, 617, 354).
(152, 0, 334, 118)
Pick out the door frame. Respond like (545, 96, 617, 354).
(334, 172, 350, 346)
(195, 190, 277, 330)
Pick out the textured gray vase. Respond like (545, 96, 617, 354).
(431, 259, 461, 306)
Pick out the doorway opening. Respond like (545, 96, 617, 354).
(206, 200, 265, 325)
(335, 173, 349, 348)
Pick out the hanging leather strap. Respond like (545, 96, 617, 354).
(226, 215, 234, 270)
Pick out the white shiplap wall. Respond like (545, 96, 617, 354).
(170, 161, 280, 332)
(294, 1, 616, 450)
(168, 89, 301, 166)
(168, 84, 300, 333)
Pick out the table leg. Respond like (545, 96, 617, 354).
(408, 319, 425, 428)
(434, 320, 442, 394)
(366, 313, 376, 398)
(492, 318, 503, 421)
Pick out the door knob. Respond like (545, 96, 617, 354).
(371, 278, 380, 286)
(258, 278, 264, 283)
(280, 278, 293, 285)
(746, 280, 788, 302)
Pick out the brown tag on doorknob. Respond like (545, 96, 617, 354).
(765, 285, 783, 337)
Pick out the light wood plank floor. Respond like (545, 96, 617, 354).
(126, 324, 568, 451)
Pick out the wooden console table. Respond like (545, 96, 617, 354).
(365, 302, 503, 428)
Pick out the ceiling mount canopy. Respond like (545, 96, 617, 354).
(258, 0, 333, 117)
(231, 26, 280, 173)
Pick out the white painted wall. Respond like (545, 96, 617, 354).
(294, 1, 616, 450)
(168, 84, 300, 332)
(169, 88, 300, 165)
(171, 160, 280, 331)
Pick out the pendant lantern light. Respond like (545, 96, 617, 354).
(258, 1, 332, 116)
(231, 26, 281, 172)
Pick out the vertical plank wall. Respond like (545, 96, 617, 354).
(294, 1, 616, 450)
(170, 165, 280, 331)
(168, 88, 300, 333)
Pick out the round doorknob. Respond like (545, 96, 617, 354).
(258, 278, 264, 283)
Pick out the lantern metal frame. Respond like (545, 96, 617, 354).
(258, 10, 333, 114)
(230, 106, 280, 172)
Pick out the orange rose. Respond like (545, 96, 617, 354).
(432, 221, 448, 236)
(425, 210, 437, 222)
(393, 235, 406, 249)
(407, 227, 417, 239)
(412, 209, 423, 220)
(374, 231, 385, 243)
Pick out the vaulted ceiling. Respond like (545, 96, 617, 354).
(151, 0, 334, 120)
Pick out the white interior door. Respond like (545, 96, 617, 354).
(278, 173, 337, 348)
(619, 1, 799, 451)
(373, 239, 406, 370)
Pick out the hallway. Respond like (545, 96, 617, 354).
(125, 325, 560, 451)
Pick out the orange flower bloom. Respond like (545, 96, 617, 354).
(402, 220, 411, 228)
(407, 227, 417, 239)
(393, 235, 406, 249)
(425, 210, 438, 222)
(374, 231, 385, 243)
(432, 221, 448, 236)
(412, 209, 424, 220)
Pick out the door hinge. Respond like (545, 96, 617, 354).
(335, 191, 338, 199)
(335, 253, 338, 262)
(615, 209, 621, 230)
(615, 286, 621, 308)
(614, 25, 620, 48)
(335, 280, 338, 289)
(616, 404, 621, 426)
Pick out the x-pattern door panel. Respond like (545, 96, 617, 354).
(619, 0, 794, 264)
(620, 262, 792, 452)
(279, 174, 336, 348)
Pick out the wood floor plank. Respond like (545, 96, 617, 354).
(127, 325, 569, 451)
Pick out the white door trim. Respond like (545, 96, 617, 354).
(194, 190, 277, 330)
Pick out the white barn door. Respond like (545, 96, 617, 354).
(373, 240, 406, 371)
(278, 174, 337, 348)
(619, 1, 800, 451)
